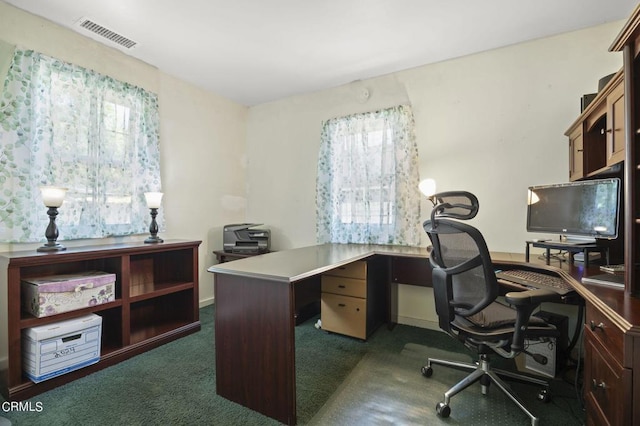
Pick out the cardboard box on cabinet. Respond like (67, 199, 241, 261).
(21, 271, 115, 317)
(22, 314, 102, 383)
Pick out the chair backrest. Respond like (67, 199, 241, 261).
(423, 191, 499, 333)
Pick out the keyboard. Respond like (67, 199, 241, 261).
(600, 264, 625, 273)
(495, 269, 575, 296)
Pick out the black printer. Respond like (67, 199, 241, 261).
(223, 223, 271, 254)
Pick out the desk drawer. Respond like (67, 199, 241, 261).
(585, 303, 624, 362)
(321, 276, 366, 298)
(325, 261, 367, 280)
(584, 329, 631, 426)
(321, 293, 366, 339)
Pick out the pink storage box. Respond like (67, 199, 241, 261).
(21, 271, 116, 317)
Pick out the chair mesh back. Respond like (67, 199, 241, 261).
(431, 223, 487, 312)
(423, 191, 497, 329)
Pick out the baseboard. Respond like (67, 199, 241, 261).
(396, 315, 440, 331)
(199, 297, 215, 308)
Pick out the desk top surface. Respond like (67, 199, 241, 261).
(207, 243, 430, 282)
(207, 243, 526, 283)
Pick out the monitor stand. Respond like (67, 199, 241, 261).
(525, 239, 609, 267)
(557, 235, 596, 245)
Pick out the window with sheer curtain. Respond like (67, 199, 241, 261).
(0, 49, 162, 243)
(316, 105, 421, 245)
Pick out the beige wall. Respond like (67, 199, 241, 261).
(0, 2, 248, 305)
(245, 21, 624, 326)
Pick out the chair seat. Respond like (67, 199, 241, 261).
(452, 301, 555, 342)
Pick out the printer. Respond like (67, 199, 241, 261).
(223, 223, 271, 254)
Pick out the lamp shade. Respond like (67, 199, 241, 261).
(144, 192, 163, 209)
(418, 178, 437, 198)
(40, 186, 67, 207)
(527, 189, 540, 205)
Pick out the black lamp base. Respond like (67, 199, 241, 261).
(144, 236, 164, 244)
(38, 206, 65, 252)
(144, 207, 163, 244)
(37, 242, 66, 252)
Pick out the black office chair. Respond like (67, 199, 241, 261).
(422, 191, 560, 426)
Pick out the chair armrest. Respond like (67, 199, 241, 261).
(504, 288, 561, 356)
(504, 288, 560, 306)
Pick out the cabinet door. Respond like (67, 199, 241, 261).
(607, 81, 625, 165)
(568, 126, 584, 181)
(584, 328, 631, 426)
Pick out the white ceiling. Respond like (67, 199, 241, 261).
(4, 0, 638, 106)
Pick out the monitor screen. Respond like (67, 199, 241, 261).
(526, 178, 620, 239)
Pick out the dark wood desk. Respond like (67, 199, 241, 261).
(212, 250, 269, 263)
(207, 244, 640, 425)
(208, 244, 431, 424)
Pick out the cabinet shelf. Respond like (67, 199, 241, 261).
(0, 239, 201, 401)
(129, 280, 194, 301)
(19, 299, 123, 328)
(130, 290, 197, 344)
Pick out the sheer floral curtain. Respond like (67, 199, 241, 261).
(0, 49, 162, 243)
(316, 105, 421, 245)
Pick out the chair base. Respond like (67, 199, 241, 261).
(423, 354, 549, 426)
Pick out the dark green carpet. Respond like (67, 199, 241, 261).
(1, 305, 584, 425)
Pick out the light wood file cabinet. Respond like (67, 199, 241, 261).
(320, 257, 386, 340)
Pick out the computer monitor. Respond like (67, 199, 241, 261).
(526, 178, 620, 241)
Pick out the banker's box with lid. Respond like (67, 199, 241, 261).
(21, 271, 116, 317)
(22, 314, 102, 383)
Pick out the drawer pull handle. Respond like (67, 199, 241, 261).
(338, 285, 346, 288)
(591, 379, 606, 391)
(589, 321, 605, 332)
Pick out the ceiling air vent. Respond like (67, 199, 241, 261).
(76, 18, 137, 49)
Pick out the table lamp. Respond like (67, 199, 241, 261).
(144, 192, 164, 243)
(37, 186, 67, 252)
(419, 178, 437, 206)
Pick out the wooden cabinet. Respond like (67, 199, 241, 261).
(607, 80, 626, 165)
(320, 257, 386, 339)
(561, 5, 640, 424)
(611, 3, 640, 297)
(0, 240, 201, 400)
(583, 303, 632, 426)
(568, 126, 585, 181)
(565, 71, 624, 180)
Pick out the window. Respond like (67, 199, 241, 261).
(0, 49, 161, 243)
(316, 105, 421, 245)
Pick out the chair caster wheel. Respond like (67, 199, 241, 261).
(421, 366, 433, 377)
(436, 402, 450, 418)
(537, 388, 551, 403)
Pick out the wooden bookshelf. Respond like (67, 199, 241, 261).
(0, 239, 201, 401)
